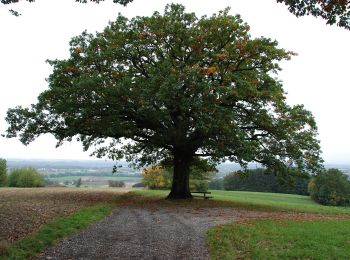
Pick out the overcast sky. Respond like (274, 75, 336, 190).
(0, 0, 349, 163)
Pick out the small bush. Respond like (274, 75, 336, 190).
(190, 179, 208, 192)
(142, 165, 171, 189)
(309, 168, 350, 206)
(8, 168, 44, 187)
(208, 179, 224, 190)
(0, 158, 7, 187)
(108, 180, 125, 187)
(75, 178, 82, 187)
(132, 182, 145, 188)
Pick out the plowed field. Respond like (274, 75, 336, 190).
(0, 188, 122, 251)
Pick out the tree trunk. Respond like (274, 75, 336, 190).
(167, 151, 193, 199)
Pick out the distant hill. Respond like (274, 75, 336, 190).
(5, 159, 350, 177)
(6, 159, 126, 169)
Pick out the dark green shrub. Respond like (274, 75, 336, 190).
(0, 158, 7, 187)
(190, 179, 208, 192)
(223, 168, 309, 195)
(309, 169, 350, 206)
(75, 178, 82, 187)
(108, 180, 125, 187)
(208, 179, 224, 190)
(132, 182, 145, 188)
(8, 168, 44, 187)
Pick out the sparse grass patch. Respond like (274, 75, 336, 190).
(1, 203, 115, 260)
(208, 219, 350, 259)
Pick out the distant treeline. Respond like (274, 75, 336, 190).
(209, 168, 309, 195)
(47, 172, 141, 178)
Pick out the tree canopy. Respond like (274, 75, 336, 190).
(5, 4, 323, 198)
(2, 0, 350, 29)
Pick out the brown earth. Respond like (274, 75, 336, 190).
(0, 187, 126, 251)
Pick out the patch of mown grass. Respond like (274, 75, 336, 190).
(1, 202, 115, 260)
(134, 189, 350, 214)
(208, 219, 350, 259)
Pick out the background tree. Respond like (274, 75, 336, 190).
(142, 164, 169, 189)
(223, 168, 309, 195)
(75, 177, 82, 187)
(8, 168, 44, 187)
(308, 168, 350, 206)
(0, 158, 7, 187)
(2, 0, 349, 29)
(142, 158, 216, 190)
(5, 4, 323, 199)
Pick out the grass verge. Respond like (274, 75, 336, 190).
(134, 189, 350, 214)
(208, 219, 350, 259)
(1, 202, 115, 260)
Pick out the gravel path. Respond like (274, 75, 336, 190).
(37, 203, 343, 260)
(38, 206, 232, 260)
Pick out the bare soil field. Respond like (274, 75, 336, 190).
(0, 188, 124, 250)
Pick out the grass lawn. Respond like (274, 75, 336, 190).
(134, 189, 350, 214)
(208, 219, 350, 259)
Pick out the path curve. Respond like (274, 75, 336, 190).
(38, 203, 348, 260)
(38, 206, 222, 260)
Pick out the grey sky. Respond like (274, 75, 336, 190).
(0, 0, 349, 163)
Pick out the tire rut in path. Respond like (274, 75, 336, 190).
(38, 207, 214, 260)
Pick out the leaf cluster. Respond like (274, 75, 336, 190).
(278, 0, 350, 29)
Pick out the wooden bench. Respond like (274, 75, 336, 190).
(191, 191, 213, 199)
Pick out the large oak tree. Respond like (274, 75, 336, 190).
(5, 4, 323, 198)
(2, 0, 350, 29)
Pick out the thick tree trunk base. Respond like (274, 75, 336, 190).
(166, 191, 193, 200)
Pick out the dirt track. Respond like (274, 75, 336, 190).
(38, 199, 350, 260)
(38, 206, 219, 259)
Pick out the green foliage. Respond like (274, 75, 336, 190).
(108, 180, 125, 187)
(143, 158, 216, 191)
(189, 179, 208, 192)
(223, 168, 309, 195)
(132, 182, 145, 188)
(277, 0, 350, 29)
(75, 177, 82, 187)
(208, 178, 224, 190)
(208, 220, 350, 259)
(2, 203, 114, 260)
(142, 165, 171, 190)
(308, 168, 350, 206)
(0, 158, 7, 187)
(5, 4, 323, 197)
(8, 168, 44, 187)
